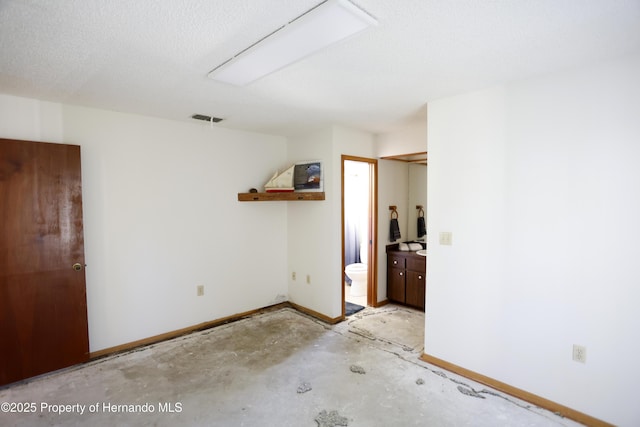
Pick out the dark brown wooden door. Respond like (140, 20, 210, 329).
(1, 138, 89, 386)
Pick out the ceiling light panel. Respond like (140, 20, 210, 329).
(208, 0, 377, 86)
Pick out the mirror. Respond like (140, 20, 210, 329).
(407, 162, 427, 241)
(380, 152, 427, 242)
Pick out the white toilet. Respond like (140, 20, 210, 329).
(345, 263, 368, 297)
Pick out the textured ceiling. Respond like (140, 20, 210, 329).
(1, 0, 639, 136)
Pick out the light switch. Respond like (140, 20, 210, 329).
(439, 232, 452, 246)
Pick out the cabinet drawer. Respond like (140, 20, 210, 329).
(388, 254, 405, 269)
(406, 256, 426, 273)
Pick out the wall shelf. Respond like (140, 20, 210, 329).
(237, 192, 325, 202)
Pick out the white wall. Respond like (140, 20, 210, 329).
(0, 95, 64, 142)
(287, 126, 375, 318)
(0, 94, 289, 352)
(426, 54, 640, 426)
(376, 105, 427, 157)
(286, 128, 336, 316)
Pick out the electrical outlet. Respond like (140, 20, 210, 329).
(292, 272, 296, 280)
(572, 344, 586, 363)
(306, 275, 311, 284)
(197, 285, 204, 297)
(439, 232, 453, 246)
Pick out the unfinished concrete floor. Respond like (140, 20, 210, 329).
(0, 305, 583, 427)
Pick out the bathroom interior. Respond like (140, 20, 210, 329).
(344, 159, 372, 308)
(344, 154, 428, 312)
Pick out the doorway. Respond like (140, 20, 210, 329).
(341, 155, 377, 317)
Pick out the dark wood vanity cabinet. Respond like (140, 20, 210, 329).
(387, 250, 426, 310)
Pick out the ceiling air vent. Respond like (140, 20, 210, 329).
(191, 114, 223, 123)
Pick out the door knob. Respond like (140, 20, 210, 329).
(72, 263, 83, 272)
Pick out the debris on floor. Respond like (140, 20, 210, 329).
(348, 328, 376, 341)
(350, 365, 366, 374)
(345, 307, 424, 352)
(457, 385, 486, 399)
(0, 306, 587, 427)
(297, 382, 312, 394)
(315, 410, 349, 427)
(416, 378, 425, 385)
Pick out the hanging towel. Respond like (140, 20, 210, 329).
(417, 216, 426, 238)
(390, 218, 401, 242)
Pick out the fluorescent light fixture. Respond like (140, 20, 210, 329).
(208, 0, 377, 86)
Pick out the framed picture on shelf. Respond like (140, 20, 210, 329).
(293, 161, 323, 192)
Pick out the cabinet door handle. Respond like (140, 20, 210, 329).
(418, 275, 423, 279)
(399, 272, 403, 276)
(393, 260, 398, 265)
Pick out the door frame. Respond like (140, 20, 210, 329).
(341, 155, 378, 317)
